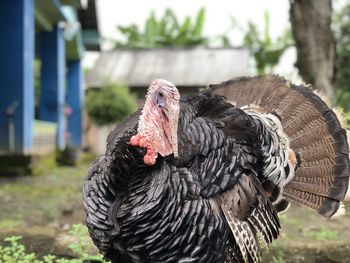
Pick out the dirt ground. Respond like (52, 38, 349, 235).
(0, 162, 350, 262)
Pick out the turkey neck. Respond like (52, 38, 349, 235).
(138, 99, 173, 156)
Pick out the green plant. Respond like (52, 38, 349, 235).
(85, 83, 137, 126)
(115, 8, 207, 48)
(335, 108, 350, 130)
(68, 224, 105, 262)
(242, 11, 293, 75)
(261, 240, 285, 263)
(270, 242, 285, 263)
(0, 225, 107, 262)
(333, 3, 350, 112)
(344, 112, 350, 130)
(0, 236, 41, 263)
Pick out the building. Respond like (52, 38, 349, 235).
(87, 48, 250, 105)
(85, 47, 250, 153)
(0, 0, 100, 157)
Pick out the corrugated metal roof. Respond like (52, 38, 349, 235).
(86, 48, 250, 87)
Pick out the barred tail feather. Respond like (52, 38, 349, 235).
(210, 75, 350, 217)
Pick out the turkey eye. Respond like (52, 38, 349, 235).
(158, 92, 164, 98)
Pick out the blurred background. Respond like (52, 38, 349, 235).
(0, 0, 349, 262)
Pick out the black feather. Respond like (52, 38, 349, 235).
(83, 76, 349, 263)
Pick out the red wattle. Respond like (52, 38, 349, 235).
(144, 154, 156, 166)
(139, 137, 147, 148)
(130, 135, 140, 146)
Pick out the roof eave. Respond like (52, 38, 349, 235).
(82, 30, 101, 51)
(35, 0, 67, 32)
(61, 0, 88, 9)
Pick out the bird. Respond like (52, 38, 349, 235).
(83, 75, 349, 263)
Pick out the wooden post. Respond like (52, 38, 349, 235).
(0, 0, 35, 153)
(39, 25, 66, 150)
(67, 60, 84, 148)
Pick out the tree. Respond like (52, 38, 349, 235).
(115, 8, 207, 48)
(290, 0, 335, 102)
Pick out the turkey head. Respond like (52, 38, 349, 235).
(130, 79, 180, 166)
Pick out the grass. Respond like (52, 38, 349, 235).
(303, 226, 341, 241)
(0, 217, 25, 230)
(31, 153, 57, 176)
(0, 161, 90, 228)
(261, 240, 286, 263)
(280, 213, 301, 226)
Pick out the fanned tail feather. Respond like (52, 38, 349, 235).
(210, 75, 350, 217)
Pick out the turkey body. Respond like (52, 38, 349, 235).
(83, 76, 349, 263)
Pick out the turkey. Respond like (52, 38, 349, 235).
(83, 75, 349, 263)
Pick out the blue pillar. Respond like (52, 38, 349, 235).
(0, 0, 35, 153)
(67, 60, 84, 148)
(39, 25, 66, 150)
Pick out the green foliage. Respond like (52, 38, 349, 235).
(68, 224, 105, 262)
(343, 111, 350, 130)
(335, 108, 350, 130)
(261, 240, 285, 263)
(0, 225, 107, 263)
(333, 4, 350, 112)
(269, 241, 285, 263)
(115, 8, 208, 48)
(242, 11, 293, 75)
(0, 236, 39, 263)
(85, 84, 137, 126)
